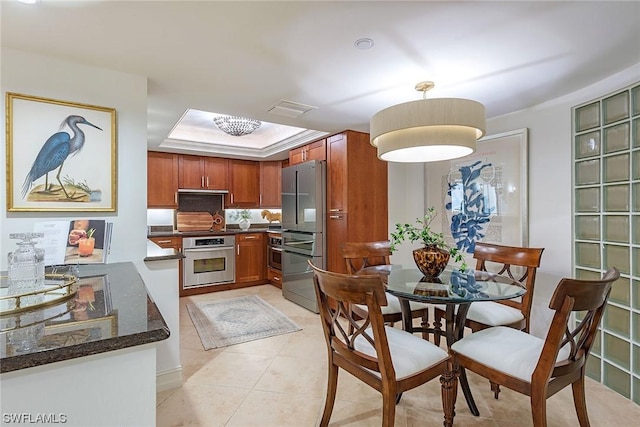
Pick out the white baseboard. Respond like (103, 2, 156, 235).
(156, 367, 183, 392)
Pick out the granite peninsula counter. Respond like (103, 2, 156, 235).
(1, 262, 170, 426)
(0, 262, 169, 373)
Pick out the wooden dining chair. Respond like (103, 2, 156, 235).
(342, 241, 431, 339)
(433, 242, 544, 399)
(309, 261, 457, 427)
(450, 267, 619, 427)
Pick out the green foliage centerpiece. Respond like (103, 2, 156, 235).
(390, 207, 467, 278)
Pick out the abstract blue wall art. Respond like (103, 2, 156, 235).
(445, 160, 497, 253)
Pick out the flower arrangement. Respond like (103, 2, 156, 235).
(390, 207, 467, 271)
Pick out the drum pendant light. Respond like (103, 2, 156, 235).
(370, 81, 486, 162)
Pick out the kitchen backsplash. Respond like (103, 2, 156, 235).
(147, 208, 282, 230)
(225, 209, 282, 225)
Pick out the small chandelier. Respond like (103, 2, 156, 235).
(370, 81, 485, 162)
(213, 115, 262, 136)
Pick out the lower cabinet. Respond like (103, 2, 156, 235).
(268, 267, 282, 289)
(235, 233, 266, 284)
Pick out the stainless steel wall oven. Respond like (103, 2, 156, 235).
(267, 232, 282, 271)
(183, 236, 235, 289)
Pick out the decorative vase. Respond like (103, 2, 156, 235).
(239, 218, 250, 231)
(413, 245, 450, 278)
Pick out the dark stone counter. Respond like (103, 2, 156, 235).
(147, 227, 271, 238)
(0, 262, 169, 373)
(144, 240, 184, 262)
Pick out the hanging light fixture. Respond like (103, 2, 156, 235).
(213, 115, 262, 137)
(370, 81, 485, 162)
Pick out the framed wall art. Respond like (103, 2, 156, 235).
(6, 92, 117, 212)
(425, 128, 529, 260)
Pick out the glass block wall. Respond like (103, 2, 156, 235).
(572, 82, 640, 403)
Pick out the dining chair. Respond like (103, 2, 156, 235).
(342, 241, 431, 339)
(433, 242, 544, 399)
(309, 261, 457, 427)
(450, 267, 619, 427)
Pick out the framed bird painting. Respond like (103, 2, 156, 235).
(6, 93, 117, 212)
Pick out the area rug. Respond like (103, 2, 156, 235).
(186, 295, 301, 350)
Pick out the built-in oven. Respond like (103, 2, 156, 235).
(267, 232, 283, 271)
(183, 236, 235, 289)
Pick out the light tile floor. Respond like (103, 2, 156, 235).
(157, 285, 640, 426)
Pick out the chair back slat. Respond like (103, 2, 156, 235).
(341, 241, 392, 274)
(310, 261, 394, 379)
(535, 267, 619, 382)
(473, 242, 544, 332)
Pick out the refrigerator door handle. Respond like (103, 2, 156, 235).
(295, 170, 299, 225)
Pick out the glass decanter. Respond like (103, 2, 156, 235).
(8, 232, 45, 307)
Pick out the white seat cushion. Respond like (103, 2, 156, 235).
(356, 292, 430, 316)
(451, 326, 571, 382)
(466, 302, 524, 326)
(434, 302, 524, 327)
(354, 326, 449, 379)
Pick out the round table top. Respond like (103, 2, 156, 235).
(359, 265, 526, 304)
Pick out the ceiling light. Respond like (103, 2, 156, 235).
(354, 38, 374, 50)
(370, 81, 485, 163)
(213, 115, 262, 137)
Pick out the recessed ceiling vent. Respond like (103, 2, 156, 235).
(268, 100, 317, 118)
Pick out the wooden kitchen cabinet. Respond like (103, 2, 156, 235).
(260, 160, 282, 208)
(227, 159, 260, 207)
(327, 134, 348, 214)
(147, 152, 178, 208)
(235, 233, 266, 283)
(288, 139, 326, 165)
(326, 212, 348, 275)
(325, 131, 388, 273)
(178, 154, 228, 190)
(268, 267, 282, 289)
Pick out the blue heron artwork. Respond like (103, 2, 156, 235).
(22, 115, 102, 200)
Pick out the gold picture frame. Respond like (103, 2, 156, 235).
(6, 92, 117, 212)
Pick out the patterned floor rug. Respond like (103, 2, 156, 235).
(186, 295, 301, 350)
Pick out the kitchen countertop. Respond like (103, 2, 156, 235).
(144, 239, 184, 262)
(0, 262, 170, 373)
(147, 227, 272, 238)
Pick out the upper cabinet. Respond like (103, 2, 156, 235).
(178, 155, 228, 190)
(147, 152, 178, 208)
(288, 139, 326, 166)
(260, 161, 282, 208)
(227, 159, 260, 207)
(147, 153, 282, 209)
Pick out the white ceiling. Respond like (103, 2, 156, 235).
(2, 1, 640, 161)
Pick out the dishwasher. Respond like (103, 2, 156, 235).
(183, 236, 235, 289)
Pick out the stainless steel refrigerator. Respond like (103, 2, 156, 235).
(281, 160, 326, 313)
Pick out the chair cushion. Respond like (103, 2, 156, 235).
(354, 326, 449, 380)
(451, 326, 571, 382)
(355, 292, 429, 315)
(466, 302, 524, 326)
(434, 302, 524, 327)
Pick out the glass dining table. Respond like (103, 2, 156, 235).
(359, 264, 526, 416)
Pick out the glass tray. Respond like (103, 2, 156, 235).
(0, 269, 78, 316)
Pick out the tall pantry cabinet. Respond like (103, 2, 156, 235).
(326, 131, 388, 273)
